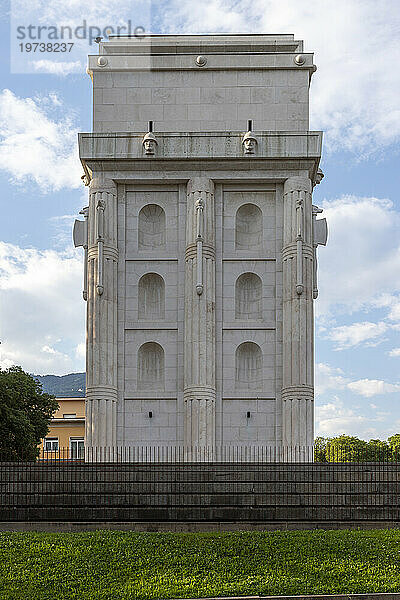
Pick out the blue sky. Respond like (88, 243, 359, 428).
(0, 0, 399, 440)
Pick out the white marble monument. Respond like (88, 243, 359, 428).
(74, 34, 327, 456)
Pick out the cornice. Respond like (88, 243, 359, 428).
(78, 130, 323, 184)
(101, 34, 304, 56)
(88, 52, 315, 74)
(79, 131, 322, 158)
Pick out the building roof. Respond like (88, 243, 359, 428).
(99, 33, 304, 56)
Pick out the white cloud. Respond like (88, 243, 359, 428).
(317, 195, 400, 318)
(42, 345, 59, 355)
(12, 0, 151, 74)
(156, 0, 400, 154)
(316, 363, 400, 400)
(315, 397, 379, 438)
(32, 60, 82, 76)
(327, 321, 388, 351)
(374, 294, 400, 323)
(11, 0, 400, 154)
(48, 92, 62, 106)
(75, 342, 85, 360)
(0, 89, 81, 192)
(315, 363, 348, 395)
(388, 348, 400, 357)
(13, 0, 149, 25)
(347, 379, 400, 398)
(49, 214, 81, 249)
(0, 241, 85, 375)
(315, 364, 400, 436)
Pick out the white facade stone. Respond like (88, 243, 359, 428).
(76, 34, 326, 458)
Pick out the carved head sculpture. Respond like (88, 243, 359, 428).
(81, 173, 90, 186)
(314, 168, 324, 186)
(142, 132, 158, 155)
(195, 197, 204, 211)
(242, 131, 258, 155)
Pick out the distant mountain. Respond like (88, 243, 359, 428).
(34, 372, 86, 397)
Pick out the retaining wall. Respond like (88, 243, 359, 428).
(1, 462, 399, 523)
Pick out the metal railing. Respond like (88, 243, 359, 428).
(1, 445, 399, 523)
(1, 443, 400, 462)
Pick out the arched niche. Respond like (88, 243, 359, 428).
(137, 342, 164, 390)
(138, 273, 165, 320)
(235, 203, 262, 250)
(235, 342, 262, 390)
(138, 204, 166, 249)
(235, 273, 262, 320)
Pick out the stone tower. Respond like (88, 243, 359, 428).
(75, 34, 327, 456)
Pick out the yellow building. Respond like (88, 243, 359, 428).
(40, 397, 85, 458)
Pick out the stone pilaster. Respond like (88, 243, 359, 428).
(282, 176, 314, 454)
(184, 177, 216, 448)
(85, 176, 118, 449)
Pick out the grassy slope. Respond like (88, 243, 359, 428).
(1, 529, 400, 599)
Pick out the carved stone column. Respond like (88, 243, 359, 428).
(282, 176, 314, 457)
(85, 176, 118, 450)
(184, 178, 216, 450)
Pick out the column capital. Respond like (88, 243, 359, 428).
(90, 176, 117, 196)
(284, 176, 311, 195)
(187, 177, 214, 195)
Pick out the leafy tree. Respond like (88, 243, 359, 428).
(388, 434, 400, 462)
(314, 436, 330, 462)
(0, 366, 58, 460)
(314, 434, 400, 462)
(367, 438, 390, 461)
(325, 435, 368, 462)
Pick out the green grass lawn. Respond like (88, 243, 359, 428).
(1, 529, 400, 599)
